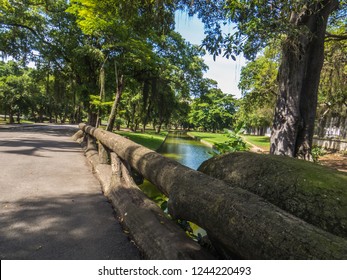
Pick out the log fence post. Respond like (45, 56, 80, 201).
(98, 143, 109, 164)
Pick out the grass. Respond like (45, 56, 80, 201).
(187, 131, 271, 152)
(115, 130, 167, 150)
(187, 131, 230, 145)
(242, 135, 271, 151)
(19, 120, 35, 124)
(0, 116, 34, 125)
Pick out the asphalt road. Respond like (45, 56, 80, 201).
(0, 124, 140, 260)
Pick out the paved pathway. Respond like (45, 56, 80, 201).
(0, 124, 140, 260)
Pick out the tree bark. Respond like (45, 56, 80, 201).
(87, 111, 98, 127)
(198, 152, 347, 239)
(96, 62, 106, 128)
(9, 109, 14, 124)
(106, 74, 124, 132)
(270, 0, 339, 159)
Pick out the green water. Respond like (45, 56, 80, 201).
(139, 131, 214, 239)
(157, 131, 214, 169)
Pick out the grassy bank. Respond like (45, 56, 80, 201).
(187, 131, 272, 153)
(0, 116, 34, 125)
(187, 131, 230, 146)
(242, 135, 270, 151)
(115, 130, 167, 150)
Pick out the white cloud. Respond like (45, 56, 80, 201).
(175, 12, 247, 98)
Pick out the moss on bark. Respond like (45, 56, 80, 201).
(198, 152, 347, 238)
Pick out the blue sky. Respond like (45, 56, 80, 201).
(175, 12, 247, 98)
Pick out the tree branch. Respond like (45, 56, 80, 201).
(325, 32, 347, 41)
(0, 21, 40, 37)
(0, 21, 72, 65)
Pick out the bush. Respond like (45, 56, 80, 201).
(311, 145, 326, 163)
(213, 130, 248, 155)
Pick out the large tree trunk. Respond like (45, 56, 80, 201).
(270, 0, 338, 159)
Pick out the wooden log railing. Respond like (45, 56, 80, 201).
(75, 124, 347, 260)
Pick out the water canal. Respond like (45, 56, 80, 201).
(157, 131, 214, 169)
(139, 131, 214, 239)
(140, 131, 215, 200)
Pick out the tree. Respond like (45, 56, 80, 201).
(0, 61, 32, 123)
(236, 45, 279, 134)
(184, 0, 346, 159)
(67, 0, 180, 130)
(140, 31, 208, 132)
(270, 1, 340, 160)
(189, 86, 236, 132)
(0, 0, 105, 124)
(316, 23, 347, 138)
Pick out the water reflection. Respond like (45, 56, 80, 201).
(157, 131, 214, 170)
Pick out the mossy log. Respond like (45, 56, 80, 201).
(198, 152, 347, 238)
(79, 124, 347, 259)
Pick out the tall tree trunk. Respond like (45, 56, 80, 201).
(96, 61, 106, 128)
(16, 111, 20, 124)
(9, 108, 14, 124)
(46, 63, 53, 123)
(106, 74, 124, 132)
(156, 123, 162, 134)
(142, 101, 152, 132)
(141, 79, 151, 133)
(270, 0, 338, 159)
(88, 110, 98, 126)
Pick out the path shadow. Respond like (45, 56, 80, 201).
(0, 139, 82, 157)
(0, 125, 81, 157)
(0, 193, 140, 260)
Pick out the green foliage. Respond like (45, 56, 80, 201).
(185, 0, 346, 60)
(138, 179, 168, 214)
(212, 129, 248, 155)
(0, 61, 33, 123)
(189, 87, 236, 132)
(0, 0, 101, 124)
(317, 24, 347, 119)
(311, 145, 327, 163)
(89, 94, 113, 111)
(67, 1, 209, 128)
(0, 1, 230, 130)
(236, 45, 279, 131)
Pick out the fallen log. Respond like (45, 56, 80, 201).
(198, 152, 347, 239)
(79, 123, 347, 259)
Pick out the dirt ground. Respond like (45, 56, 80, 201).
(319, 152, 347, 172)
(246, 139, 347, 173)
